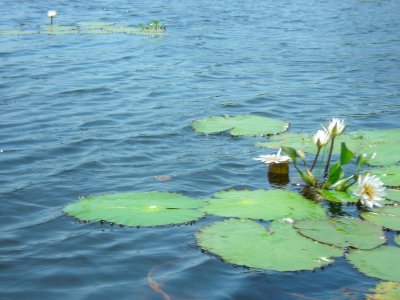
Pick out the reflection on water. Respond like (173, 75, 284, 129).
(1, 0, 399, 299)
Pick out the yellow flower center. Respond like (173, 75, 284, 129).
(364, 184, 375, 199)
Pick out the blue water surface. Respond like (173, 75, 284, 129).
(1, 0, 400, 299)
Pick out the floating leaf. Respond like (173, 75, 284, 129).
(361, 206, 400, 231)
(41, 25, 78, 35)
(256, 132, 318, 153)
(257, 129, 400, 166)
(318, 189, 359, 203)
(77, 21, 116, 28)
(0, 29, 37, 35)
(348, 246, 400, 281)
(395, 236, 400, 246)
(364, 143, 400, 167)
(1, 21, 165, 37)
(64, 192, 205, 227)
(203, 189, 325, 221)
(366, 166, 400, 187)
(386, 189, 400, 203)
(366, 281, 400, 300)
(196, 219, 342, 271)
(294, 218, 385, 249)
(192, 115, 288, 136)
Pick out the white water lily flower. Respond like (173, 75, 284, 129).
(313, 129, 330, 148)
(353, 173, 385, 209)
(253, 148, 291, 164)
(47, 10, 57, 18)
(325, 118, 345, 137)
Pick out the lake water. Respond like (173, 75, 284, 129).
(1, 0, 400, 299)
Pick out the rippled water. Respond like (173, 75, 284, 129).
(1, 0, 400, 299)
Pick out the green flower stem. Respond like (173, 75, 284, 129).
(310, 147, 321, 172)
(50, 17, 53, 25)
(324, 137, 336, 179)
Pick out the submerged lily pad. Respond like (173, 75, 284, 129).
(196, 219, 342, 271)
(367, 166, 400, 187)
(366, 281, 400, 300)
(348, 246, 400, 281)
(203, 189, 325, 221)
(294, 218, 385, 249)
(318, 189, 359, 204)
(64, 192, 205, 227)
(192, 115, 288, 136)
(361, 206, 400, 231)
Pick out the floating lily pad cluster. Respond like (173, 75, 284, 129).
(64, 116, 400, 283)
(0, 21, 166, 36)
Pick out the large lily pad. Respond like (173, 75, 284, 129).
(361, 206, 400, 231)
(257, 129, 400, 166)
(256, 132, 320, 154)
(366, 166, 400, 187)
(318, 189, 359, 204)
(196, 219, 342, 271)
(294, 218, 385, 249)
(192, 115, 288, 136)
(366, 281, 400, 300)
(203, 189, 325, 221)
(347, 246, 400, 281)
(64, 192, 205, 227)
(386, 189, 400, 203)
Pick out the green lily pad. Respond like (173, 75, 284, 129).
(0, 29, 37, 36)
(257, 129, 400, 166)
(348, 246, 400, 281)
(364, 143, 400, 167)
(196, 219, 342, 271)
(386, 189, 400, 203)
(64, 191, 205, 227)
(41, 25, 78, 35)
(203, 189, 325, 221)
(77, 21, 116, 28)
(192, 115, 288, 136)
(361, 206, 400, 231)
(366, 166, 400, 187)
(366, 281, 400, 300)
(395, 236, 400, 246)
(294, 218, 385, 249)
(256, 132, 320, 154)
(318, 189, 359, 204)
